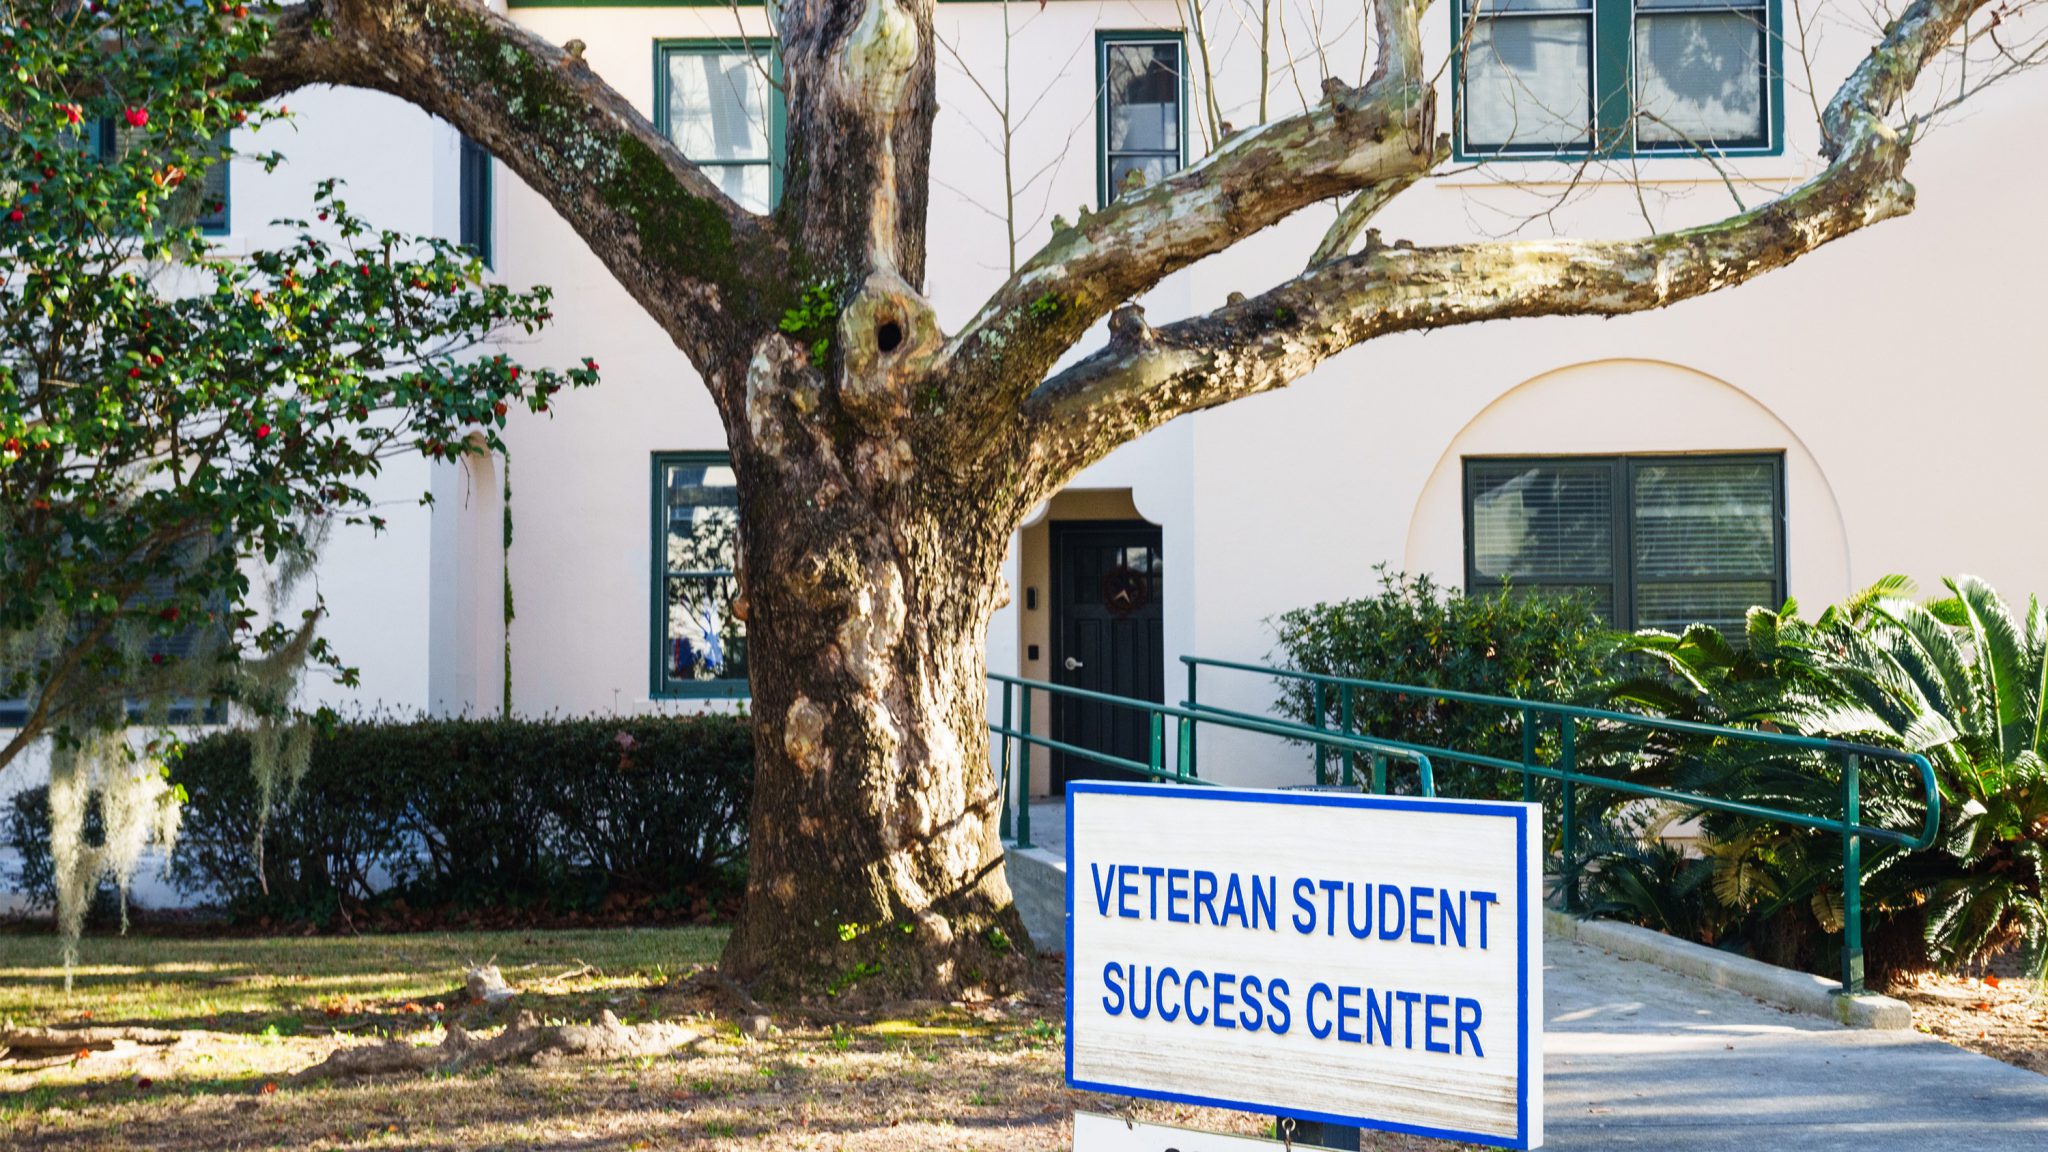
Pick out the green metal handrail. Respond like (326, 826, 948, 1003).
(1180, 655, 1944, 994)
(988, 671, 1435, 853)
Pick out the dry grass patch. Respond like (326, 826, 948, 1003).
(1890, 972, 2048, 1076)
(0, 928, 1472, 1151)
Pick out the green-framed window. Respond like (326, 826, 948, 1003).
(1097, 31, 1187, 206)
(1463, 453, 1785, 634)
(652, 452, 748, 699)
(654, 39, 784, 214)
(458, 133, 493, 268)
(1453, 0, 1782, 159)
(82, 119, 230, 234)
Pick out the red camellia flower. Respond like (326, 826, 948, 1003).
(128, 367, 143, 378)
(150, 653, 165, 666)
(509, 366, 520, 380)
(124, 108, 149, 129)
(493, 402, 508, 417)
(255, 424, 272, 440)
(6, 209, 21, 224)
(58, 103, 83, 125)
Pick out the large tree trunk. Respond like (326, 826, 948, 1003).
(715, 340, 1033, 1000)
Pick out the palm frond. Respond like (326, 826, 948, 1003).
(1844, 574, 1916, 621)
(1949, 575, 2036, 760)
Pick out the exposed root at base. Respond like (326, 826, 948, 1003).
(291, 1010, 704, 1082)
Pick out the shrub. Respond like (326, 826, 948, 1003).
(1269, 567, 1618, 798)
(5, 713, 753, 926)
(1601, 575, 2048, 984)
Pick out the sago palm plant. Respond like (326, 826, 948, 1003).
(1604, 575, 2047, 982)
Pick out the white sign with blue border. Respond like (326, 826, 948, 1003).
(1065, 782, 1543, 1149)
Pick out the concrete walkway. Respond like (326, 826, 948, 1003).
(1010, 801, 2048, 1150)
(1544, 935, 2048, 1150)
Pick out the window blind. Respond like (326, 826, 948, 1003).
(1465, 454, 1782, 633)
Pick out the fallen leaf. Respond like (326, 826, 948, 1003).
(1984, 975, 2001, 988)
(259, 1082, 278, 1096)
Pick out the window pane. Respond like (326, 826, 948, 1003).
(1469, 461, 1615, 582)
(665, 575, 748, 684)
(1630, 460, 1776, 580)
(1634, 11, 1767, 145)
(663, 461, 746, 686)
(703, 162, 773, 216)
(1106, 43, 1181, 155)
(458, 134, 489, 260)
(1107, 154, 1177, 195)
(1634, 580, 1775, 634)
(1463, 16, 1594, 148)
(1476, 0, 1593, 10)
(196, 138, 230, 233)
(666, 50, 773, 164)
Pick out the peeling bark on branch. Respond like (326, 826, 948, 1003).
(938, 0, 1440, 420)
(248, 1, 788, 374)
(1024, 0, 1988, 480)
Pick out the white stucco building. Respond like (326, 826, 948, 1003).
(9, 0, 2046, 817)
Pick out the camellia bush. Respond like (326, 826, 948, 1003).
(1269, 567, 1618, 799)
(0, 2, 595, 963)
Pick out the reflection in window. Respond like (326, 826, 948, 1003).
(1633, 0, 1768, 148)
(1460, 0, 1595, 151)
(1100, 36, 1184, 203)
(661, 43, 779, 214)
(1466, 454, 1783, 634)
(1455, 0, 1775, 155)
(657, 455, 747, 695)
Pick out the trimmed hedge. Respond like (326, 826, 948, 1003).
(6, 714, 753, 925)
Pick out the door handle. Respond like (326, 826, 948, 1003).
(1063, 657, 1084, 671)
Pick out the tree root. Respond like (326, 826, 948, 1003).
(2, 1025, 191, 1058)
(291, 1010, 702, 1082)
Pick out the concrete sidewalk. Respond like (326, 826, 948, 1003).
(1543, 936, 2048, 1150)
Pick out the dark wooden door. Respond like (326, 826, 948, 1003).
(1050, 521, 1164, 791)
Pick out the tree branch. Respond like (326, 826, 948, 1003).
(935, 0, 1440, 417)
(247, 1, 789, 376)
(1021, 0, 1987, 482)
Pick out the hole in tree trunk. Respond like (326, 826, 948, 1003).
(876, 320, 903, 354)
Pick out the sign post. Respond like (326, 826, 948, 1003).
(1065, 782, 1543, 1149)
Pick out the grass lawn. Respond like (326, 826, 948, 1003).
(0, 927, 1474, 1151)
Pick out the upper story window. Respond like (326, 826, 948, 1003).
(1098, 32, 1185, 205)
(1455, 0, 1776, 158)
(653, 452, 748, 699)
(1464, 454, 1784, 634)
(80, 119, 229, 234)
(458, 133, 493, 268)
(656, 39, 783, 214)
